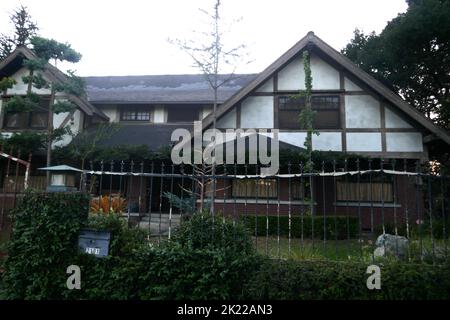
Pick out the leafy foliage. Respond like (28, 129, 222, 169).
(30, 37, 82, 63)
(90, 195, 127, 214)
(342, 0, 450, 131)
(0, 5, 38, 60)
(0, 131, 46, 155)
(244, 259, 450, 300)
(0, 191, 89, 299)
(242, 215, 359, 240)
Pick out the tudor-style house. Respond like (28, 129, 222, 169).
(1, 32, 449, 230)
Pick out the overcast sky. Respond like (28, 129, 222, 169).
(0, 0, 408, 77)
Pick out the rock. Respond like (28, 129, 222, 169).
(374, 233, 409, 258)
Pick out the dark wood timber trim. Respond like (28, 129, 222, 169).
(273, 72, 278, 92)
(236, 103, 241, 128)
(380, 102, 387, 152)
(200, 32, 450, 146)
(274, 94, 279, 129)
(339, 71, 345, 90)
(58, 110, 76, 129)
(340, 92, 347, 152)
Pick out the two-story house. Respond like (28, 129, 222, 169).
(1, 32, 449, 230)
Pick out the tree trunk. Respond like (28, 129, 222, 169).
(46, 86, 55, 186)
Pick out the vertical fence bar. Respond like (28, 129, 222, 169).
(332, 160, 338, 260)
(277, 169, 281, 260)
(108, 160, 114, 213)
(322, 161, 326, 256)
(158, 162, 164, 244)
(300, 162, 304, 254)
(441, 174, 447, 262)
(12, 150, 21, 210)
(222, 165, 227, 245)
(168, 164, 174, 240)
(0, 147, 13, 232)
(119, 161, 124, 199)
(427, 174, 435, 263)
(148, 162, 154, 238)
(128, 161, 134, 223)
(255, 163, 259, 251)
(392, 160, 399, 257)
(244, 164, 248, 231)
(138, 161, 144, 218)
(369, 160, 375, 263)
(344, 158, 350, 259)
(403, 159, 411, 261)
(356, 159, 363, 260)
(288, 162, 292, 257)
(180, 164, 185, 219)
(99, 160, 104, 199)
(416, 161, 423, 261)
(265, 174, 269, 256)
(233, 163, 237, 241)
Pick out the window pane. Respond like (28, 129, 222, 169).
(336, 180, 394, 202)
(121, 109, 151, 121)
(4, 113, 20, 128)
(232, 179, 277, 198)
(30, 112, 48, 128)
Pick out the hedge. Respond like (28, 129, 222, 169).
(244, 259, 450, 300)
(242, 215, 359, 239)
(1, 191, 89, 299)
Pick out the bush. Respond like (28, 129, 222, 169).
(68, 211, 259, 300)
(1, 191, 89, 299)
(242, 215, 359, 240)
(244, 259, 450, 300)
(376, 218, 450, 240)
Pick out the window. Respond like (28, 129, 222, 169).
(120, 108, 151, 121)
(290, 179, 306, 200)
(167, 105, 200, 122)
(2, 96, 50, 129)
(336, 175, 394, 203)
(232, 179, 278, 198)
(278, 95, 340, 129)
(29, 112, 48, 128)
(4, 113, 22, 128)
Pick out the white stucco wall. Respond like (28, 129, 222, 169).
(53, 109, 83, 147)
(345, 95, 381, 128)
(201, 106, 212, 119)
(312, 132, 342, 151)
(255, 78, 273, 92)
(240, 96, 274, 128)
(217, 108, 236, 128)
(277, 54, 340, 90)
(385, 107, 412, 128)
(153, 106, 166, 123)
(278, 132, 307, 148)
(344, 77, 362, 91)
(386, 132, 423, 152)
(99, 105, 119, 122)
(7, 68, 52, 95)
(346, 132, 382, 152)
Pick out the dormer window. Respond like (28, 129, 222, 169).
(120, 107, 152, 121)
(278, 95, 340, 129)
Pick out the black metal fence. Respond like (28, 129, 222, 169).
(1, 157, 449, 264)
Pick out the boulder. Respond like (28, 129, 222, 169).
(374, 233, 409, 258)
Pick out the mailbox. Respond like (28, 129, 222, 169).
(78, 229, 111, 258)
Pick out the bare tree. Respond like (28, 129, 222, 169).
(170, 0, 249, 214)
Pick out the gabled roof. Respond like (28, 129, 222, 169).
(0, 46, 109, 120)
(84, 74, 256, 104)
(202, 32, 450, 145)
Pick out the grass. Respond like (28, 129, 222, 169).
(253, 236, 449, 263)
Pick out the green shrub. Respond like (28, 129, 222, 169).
(65, 213, 149, 300)
(174, 211, 254, 253)
(1, 191, 89, 299)
(377, 218, 450, 240)
(242, 215, 359, 240)
(244, 259, 450, 300)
